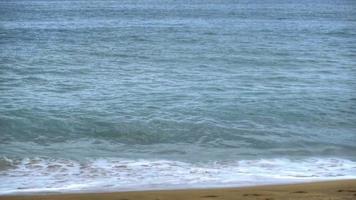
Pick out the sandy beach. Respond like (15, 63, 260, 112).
(1, 180, 355, 200)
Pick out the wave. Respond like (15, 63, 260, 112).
(1, 157, 355, 195)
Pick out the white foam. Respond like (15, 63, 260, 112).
(0, 157, 355, 195)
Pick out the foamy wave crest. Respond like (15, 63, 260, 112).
(0, 157, 355, 194)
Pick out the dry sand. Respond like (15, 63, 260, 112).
(1, 180, 355, 200)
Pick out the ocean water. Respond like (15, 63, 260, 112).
(1, 0, 356, 194)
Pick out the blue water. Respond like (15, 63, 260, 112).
(1, 0, 356, 194)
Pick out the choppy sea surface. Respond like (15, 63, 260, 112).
(1, 0, 356, 195)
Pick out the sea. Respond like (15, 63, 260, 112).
(0, 0, 356, 195)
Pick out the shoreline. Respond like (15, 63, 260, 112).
(1, 179, 355, 200)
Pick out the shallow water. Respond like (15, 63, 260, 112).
(0, 0, 356, 194)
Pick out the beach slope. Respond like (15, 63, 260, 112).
(1, 180, 356, 200)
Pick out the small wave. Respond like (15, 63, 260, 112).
(0, 157, 355, 195)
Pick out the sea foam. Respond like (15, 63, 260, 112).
(0, 157, 355, 194)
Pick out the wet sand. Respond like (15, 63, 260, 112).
(1, 180, 355, 200)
